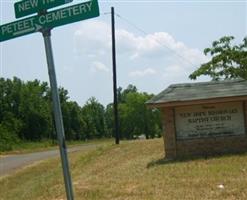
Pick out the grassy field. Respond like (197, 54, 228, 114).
(1, 139, 247, 200)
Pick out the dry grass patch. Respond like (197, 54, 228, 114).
(1, 139, 247, 200)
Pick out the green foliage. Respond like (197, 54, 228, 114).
(0, 123, 19, 151)
(0, 77, 162, 151)
(105, 104, 114, 138)
(189, 36, 247, 80)
(81, 97, 107, 139)
(115, 85, 162, 140)
(19, 80, 52, 140)
(62, 101, 86, 140)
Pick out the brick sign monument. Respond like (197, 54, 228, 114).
(147, 79, 247, 158)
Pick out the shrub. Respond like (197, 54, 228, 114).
(0, 124, 19, 151)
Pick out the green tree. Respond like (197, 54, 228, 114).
(0, 112, 22, 151)
(117, 84, 138, 103)
(81, 97, 106, 139)
(0, 124, 19, 151)
(189, 36, 247, 80)
(19, 80, 52, 140)
(115, 85, 162, 140)
(105, 103, 114, 138)
(62, 101, 86, 140)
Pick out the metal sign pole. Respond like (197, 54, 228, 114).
(42, 29, 74, 200)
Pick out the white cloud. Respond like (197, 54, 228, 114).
(163, 64, 187, 78)
(131, 32, 209, 65)
(74, 20, 209, 85)
(74, 20, 207, 65)
(91, 61, 109, 73)
(129, 68, 157, 77)
(74, 21, 111, 56)
(62, 65, 74, 73)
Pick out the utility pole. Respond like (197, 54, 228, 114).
(111, 7, 120, 144)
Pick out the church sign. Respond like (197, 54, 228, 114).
(147, 79, 247, 158)
(175, 102, 245, 139)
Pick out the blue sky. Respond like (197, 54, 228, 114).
(0, 0, 246, 106)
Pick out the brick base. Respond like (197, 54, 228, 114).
(176, 135, 247, 157)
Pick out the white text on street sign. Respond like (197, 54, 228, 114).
(14, 0, 73, 18)
(0, 0, 99, 42)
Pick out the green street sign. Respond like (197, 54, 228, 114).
(0, 0, 99, 42)
(14, 0, 73, 19)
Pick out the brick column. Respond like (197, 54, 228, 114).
(161, 107, 177, 159)
(244, 101, 247, 132)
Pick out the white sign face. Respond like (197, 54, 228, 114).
(175, 102, 246, 139)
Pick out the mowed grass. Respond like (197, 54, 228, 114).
(1, 139, 247, 200)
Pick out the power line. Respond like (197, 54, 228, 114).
(114, 12, 199, 68)
(115, 13, 147, 35)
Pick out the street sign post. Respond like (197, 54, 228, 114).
(0, 0, 99, 42)
(43, 29, 74, 200)
(0, 0, 100, 200)
(14, 0, 73, 19)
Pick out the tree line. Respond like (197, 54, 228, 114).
(0, 77, 162, 151)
